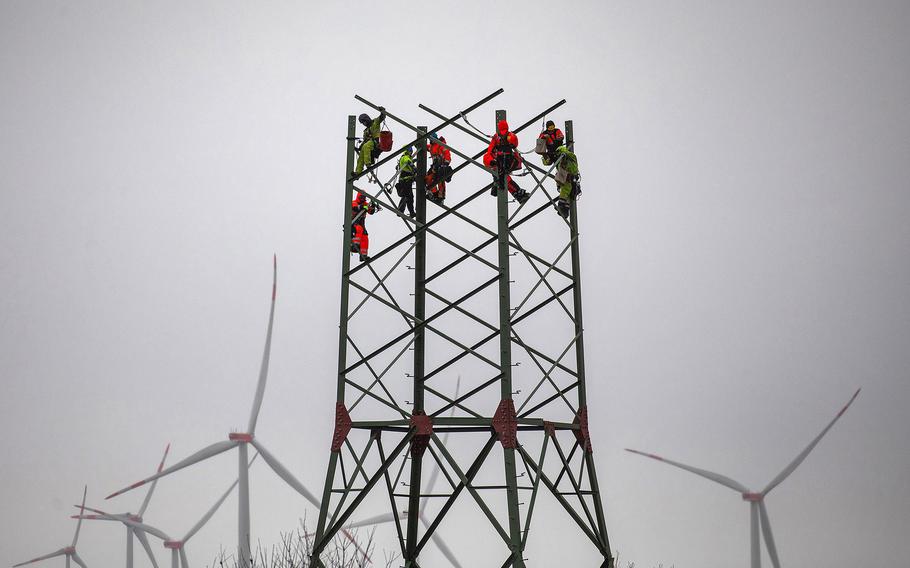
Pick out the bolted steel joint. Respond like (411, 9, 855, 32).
(331, 402, 352, 452)
(573, 406, 593, 453)
(492, 399, 519, 448)
(409, 412, 433, 458)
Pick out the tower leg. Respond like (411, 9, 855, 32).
(405, 126, 429, 568)
(495, 109, 526, 568)
(312, 114, 359, 568)
(566, 119, 614, 566)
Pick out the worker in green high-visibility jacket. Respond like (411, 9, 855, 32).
(354, 107, 386, 176)
(554, 145, 581, 218)
(395, 146, 416, 217)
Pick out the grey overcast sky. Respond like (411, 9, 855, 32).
(2, 1, 909, 567)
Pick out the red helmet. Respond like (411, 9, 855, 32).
(497, 120, 509, 135)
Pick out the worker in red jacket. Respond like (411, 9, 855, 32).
(484, 120, 530, 203)
(426, 134, 453, 204)
(350, 191, 378, 263)
(538, 120, 565, 166)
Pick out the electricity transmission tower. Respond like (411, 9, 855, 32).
(311, 89, 614, 568)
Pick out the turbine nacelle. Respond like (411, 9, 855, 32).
(163, 541, 185, 550)
(228, 433, 254, 443)
(741, 492, 763, 502)
(61, 547, 75, 555)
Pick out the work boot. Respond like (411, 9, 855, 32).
(514, 189, 530, 204)
(557, 198, 570, 218)
(359, 253, 370, 263)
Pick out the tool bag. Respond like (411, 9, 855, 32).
(379, 131, 393, 152)
(535, 137, 548, 154)
(555, 167, 570, 184)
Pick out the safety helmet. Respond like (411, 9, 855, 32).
(358, 113, 370, 126)
(497, 120, 509, 135)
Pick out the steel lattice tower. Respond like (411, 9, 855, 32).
(311, 89, 614, 568)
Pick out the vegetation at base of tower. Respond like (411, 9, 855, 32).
(206, 522, 671, 568)
(208, 521, 397, 568)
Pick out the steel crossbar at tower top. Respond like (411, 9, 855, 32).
(311, 89, 614, 568)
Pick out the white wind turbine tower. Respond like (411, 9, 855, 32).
(74, 444, 170, 568)
(345, 378, 463, 568)
(105, 256, 366, 567)
(14, 486, 89, 568)
(80, 454, 257, 568)
(626, 388, 861, 568)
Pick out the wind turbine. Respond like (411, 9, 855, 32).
(79, 453, 257, 568)
(105, 256, 365, 567)
(626, 388, 861, 568)
(14, 486, 89, 568)
(73, 444, 170, 568)
(346, 378, 463, 568)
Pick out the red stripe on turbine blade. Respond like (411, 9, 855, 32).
(837, 388, 861, 417)
(626, 448, 665, 461)
(106, 480, 146, 500)
(157, 444, 171, 472)
(340, 529, 372, 564)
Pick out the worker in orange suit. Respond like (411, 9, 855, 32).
(483, 120, 529, 203)
(350, 191, 378, 263)
(426, 133, 453, 204)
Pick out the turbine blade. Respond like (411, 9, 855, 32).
(182, 452, 258, 543)
(345, 511, 403, 528)
(179, 548, 189, 568)
(625, 448, 749, 493)
(70, 513, 121, 523)
(420, 516, 463, 568)
(106, 440, 238, 499)
(72, 485, 87, 546)
(82, 508, 171, 542)
(135, 529, 161, 568)
(12, 548, 67, 566)
(759, 502, 781, 568)
(250, 439, 320, 509)
(421, 376, 461, 513)
(70, 552, 88, 568)
(74, 505, 123, 519)
(247, 255, 277, 435)
(139, 443, 171, 515)
(762, 388, 861, 495)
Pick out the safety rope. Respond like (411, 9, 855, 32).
(382, 169, 401, 195)
(460, 112, 492, 138)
